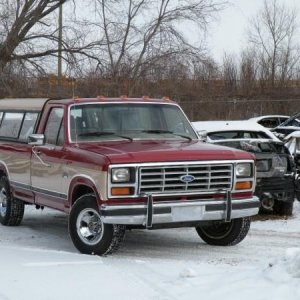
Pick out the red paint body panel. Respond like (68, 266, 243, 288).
(74, 140, 254, 164)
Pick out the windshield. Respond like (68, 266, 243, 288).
(216, 140, 287, 154)
(69, 103, 198, 142)
(208, 130, 270, 140)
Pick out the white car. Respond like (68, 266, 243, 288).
(192, 120, 296, 216)
(271, 113, 300, 139)
(248, 115, 290, 129)
(192, 120, 280, 142)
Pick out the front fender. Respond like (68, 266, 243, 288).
(0, 162, 9, 178)
(68, 175, 102, 208)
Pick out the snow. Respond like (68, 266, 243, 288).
(1, 203, 300, 300)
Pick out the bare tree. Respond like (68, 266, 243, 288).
(247, 0, 299, 88)
(82, 0, 226, 95)
(0, 0, 71, 96)
(222, 53, 237, 94)
(239, 48, 258, 97)
(0, 0, 71, 71)
(0, 0, 105, 97)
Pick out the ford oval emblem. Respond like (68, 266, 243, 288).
(180, 175, 195, 183)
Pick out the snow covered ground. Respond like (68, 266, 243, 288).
(0, 202, 300, 300)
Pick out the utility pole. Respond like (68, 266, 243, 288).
(58, 2, 63, 98)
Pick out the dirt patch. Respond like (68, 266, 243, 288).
(252, 214, 290, 221)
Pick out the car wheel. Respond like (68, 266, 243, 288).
(69, 194, 126, 255)
(0, 176, 25, 226)
(195, 217, 251, 246)
(274, 200, 293, 216)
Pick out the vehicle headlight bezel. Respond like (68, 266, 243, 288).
(111, 167, 131, 183)
(236, 163, 252, 178)
(256, 159, 271, 172)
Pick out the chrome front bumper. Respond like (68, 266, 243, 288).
(100, 194, 260, 226)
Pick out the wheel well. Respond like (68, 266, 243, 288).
(71, 185, 94, 205)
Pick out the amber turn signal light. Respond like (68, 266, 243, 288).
(235, 181, 252, 190)
(111, 187, 131, 196)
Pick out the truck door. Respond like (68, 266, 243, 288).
(31, 107, 67, 211)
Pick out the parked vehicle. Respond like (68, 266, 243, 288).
(0, 98, 259, 255)
(272, 113, 300, 139)
(249, 115, 290, 129)
(193, 120, 297, 215)
(283, 131, 300, 202)
(193, 120, 280, 142)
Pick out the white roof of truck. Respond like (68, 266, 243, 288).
(0, 98, 49, 111)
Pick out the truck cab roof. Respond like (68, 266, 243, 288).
(0, 97, 175, 112)
(0, 98, 49, 111)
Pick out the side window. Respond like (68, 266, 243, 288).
(258, 118, 277, 128)
(257, 132, 269, 139)
(19, 112, 38, 141)
(0, 112, 24, 138)
(44, 108, 64, 145)
(243, 132, 251, 138)
(279, 117, 288, 125)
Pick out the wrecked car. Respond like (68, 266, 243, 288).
(192, 121, 297, 216)
(272, 113, 300, 139)
(215, 140, 295, 216)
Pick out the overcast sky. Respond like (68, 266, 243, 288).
(63, 0, 300, 65)
(207, 0, 300, 61)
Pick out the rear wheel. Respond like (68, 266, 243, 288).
(195, 217, 251, 246)
(69, 195, 126, 255)
(0, 176, 24, 226)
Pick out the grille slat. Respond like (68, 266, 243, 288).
(139, 163, 233, 194)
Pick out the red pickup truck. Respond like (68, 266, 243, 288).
(0, 97, 259, 255)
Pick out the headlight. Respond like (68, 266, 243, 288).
(236, 163, 252, 177)
(272, 156, 287, 174)
(256, 159, 271, 172)
(111, 168, 130, 182)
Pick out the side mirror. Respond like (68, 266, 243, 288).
(28, 134, 45, 146)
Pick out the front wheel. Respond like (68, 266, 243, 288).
(0, 176, 24, 226)
(69, 195, 126, 255)
(195, 217, 251, 246)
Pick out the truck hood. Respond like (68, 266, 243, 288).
(76, 140, 253, 164)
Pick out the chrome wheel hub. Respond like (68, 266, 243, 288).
(76, 208, 103, 245)
(0, 187, 7, 217)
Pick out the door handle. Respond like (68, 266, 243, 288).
(32, 147, 51, 168)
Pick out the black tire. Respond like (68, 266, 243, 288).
(195, 217, 251, 246)
(274, 200, 293, 216)
(295, 191, 300, 202)
(0, 176, 24, 226)
(69, 194, 126, 255)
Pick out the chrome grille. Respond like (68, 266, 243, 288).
(139, 164, 233, 194)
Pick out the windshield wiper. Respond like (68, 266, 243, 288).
(78, 131, 133, 141)
(142, 129, 172, 134)
(142, 130, 192, 141)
